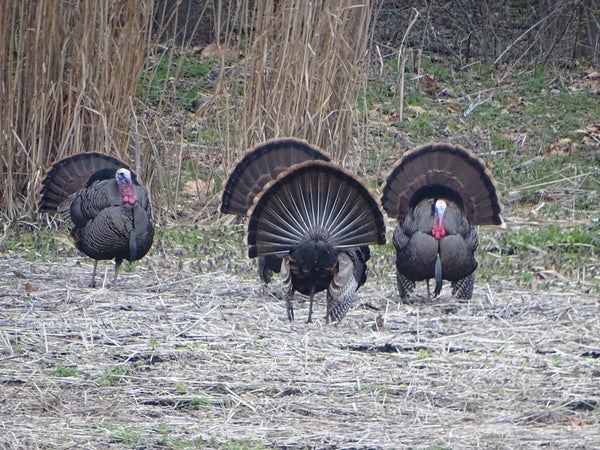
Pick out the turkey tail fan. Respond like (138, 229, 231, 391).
(381, 143, 503, 226)
(220, 138, 331, 216)
(247, 161, 386, 258)
(38, 153, 129, 213)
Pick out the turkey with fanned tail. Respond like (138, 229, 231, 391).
(221, 138, 386, 323)
(38, 153, 154, 287)
(381, 143, 503, 302)
(220, 138, 331, 286)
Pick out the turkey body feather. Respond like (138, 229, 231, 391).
(38, 153, 154, 287)
(381, 143, 501, 301)
(393, 200, 477, 282)
(221, 138, 385, 323)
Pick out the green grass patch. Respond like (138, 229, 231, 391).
(358, 80, 392, 114)
(186, 396, 213, 408)
(158, 434, 206, 448)
(404, 89, 425, 106)
(368, 383, 388, 393)
(98, 364, 129, 387)
(402, 113, 435, 136)
(138, 52, 215, 109)
(0, 225, 67, 261)
(53, 364, 78, 378)
(328, 394, 345, 403)
(415, 348, 433, 361)
(422, 441, 452, 450)
(420, 55, 452, 82)
(1, 221, 253, 278)
(220, 437, 264, 450)
(477, 222, 600, 286)
(500, 224, 600, 255)
(153, 225, 245, 262)
(96, 423, 142, 445)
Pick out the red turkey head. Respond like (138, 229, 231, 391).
(116, 168, 137, 204)
(432, 199, 446, 239)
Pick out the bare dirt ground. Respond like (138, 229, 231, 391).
(1, 251, 599, 449)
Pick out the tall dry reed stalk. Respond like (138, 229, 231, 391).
(0, 1, 152, 220)
(238, 0, 373, 164)
(137, 0, 250, 215)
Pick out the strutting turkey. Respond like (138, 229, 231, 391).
(221, 138, 386, 323)
(38, 153, 154, 287)
(381, 143, 502, 302)
(220, 138, 331, 286)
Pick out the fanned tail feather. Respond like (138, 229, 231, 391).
(381, 143, 502, 226)
(38, 153, 128, 213)
(247, 161, 385, 258)
(220, 138, 330, 216)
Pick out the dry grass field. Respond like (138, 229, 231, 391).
(1, 245, 599, 449)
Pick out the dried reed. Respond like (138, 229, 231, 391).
(238, 0, 373, 163)
(2, 0, 373, 220)
(135, 1, 249, 214)
(0, 1, 152, 219)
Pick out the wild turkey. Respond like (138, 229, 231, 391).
(38, 153, 154, 287)
(221, 138, 331, 285)
(381, 143, 502, 302)
(221, 139, 386, 323)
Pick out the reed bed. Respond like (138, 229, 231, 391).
(132, 0, 374, 214)
(0, 1, 152, 219)
(238, 0, 373, 164)
(134, 1, 250, 214)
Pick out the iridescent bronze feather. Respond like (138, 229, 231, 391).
(38, 153, 154, 287)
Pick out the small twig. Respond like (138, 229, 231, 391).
(486, 283, 495, 308)
(517, 171, 599, 191)
(43, 323, 49, 354)
(0, 222, 9, 247)
(375, 45, 384, 77)
(396, 8, 419, 122)
(174, 304, 221, 338)
(129, 98, 142, 178)
(463, 92, 493, 117)
(0, 330, 15, 356)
